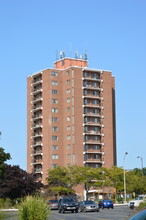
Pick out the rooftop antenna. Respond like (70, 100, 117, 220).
(84, 50, 88, 60)
(74, 50, 78, 59)
(60, 51, 63, 59)
(62, 51, 66, 58)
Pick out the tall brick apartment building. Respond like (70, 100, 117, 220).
(27, 55, 116, 184)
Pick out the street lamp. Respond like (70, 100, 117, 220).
(137, 156, 144, 178)
(123, 152, 128, 203)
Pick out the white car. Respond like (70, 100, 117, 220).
(128, 195, 146, 207)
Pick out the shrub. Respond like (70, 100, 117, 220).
(0, 212, 6, 220)
(18, 196, 50, 220)
(137, 201, 146, 210)
(0, 198, 12, 209)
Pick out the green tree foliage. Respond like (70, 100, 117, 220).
(46, 166, 76, 196)
(126, 169, 146, 195)
(0, 164, 43, 200)
(103, 166, 124, 192)
(46, 165, 146, 198)
(0, 147, 11, 178)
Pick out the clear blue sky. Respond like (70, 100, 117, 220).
(0, 0, 146, 171)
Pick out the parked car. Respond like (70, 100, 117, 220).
(98, 199, 114, 209)
(48, 199, 59, 210)
(58, 198, 79, 213)
(128, 195, 146, 208)
(79, 200, 99, 212)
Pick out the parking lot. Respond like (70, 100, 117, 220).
(3, 205, 135, 220)
(50, 205, 134, 220)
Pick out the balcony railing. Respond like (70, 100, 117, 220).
(32, 80, 43, 86)
(32, 124, 43, 129)
(31, 97, 43, 104)
(32, 150, 42, 155)
(82, 77, 102, 82)
(32, 142, 42, 147)
(83, 85, 103, 91)
(32, 115, 43, 120)
(32, 106, 43, 112)
(84, 159, 103, 163)
(32, 88, 43, 95)
(32, 159, 43, 165)
(83, 113, 102, 117)
(83, 131, 102, 135)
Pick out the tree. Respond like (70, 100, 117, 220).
(0, 147, 11, 178)
(46, 166, 76, 196)
(0, 164, 43, 200)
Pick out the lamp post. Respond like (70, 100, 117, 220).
(137, 156, 144, 178)
(123, 152, 128, 203)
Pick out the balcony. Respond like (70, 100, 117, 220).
(34, 168, 42, 173)
(32, 88, 43, 95)
(31, 97, 43, 104)
(83, 95, 103, 100)
(84, 158, 103, 163)
(32, 115, 43, 121)
(83, 112, 102, 117)
(83, 139, 104, 145)
(83, 85, 103, 91)
(82, 77, 102, 82)
(84, 149, 104, 154)
(32, 133, 43, 138)
(83, 104, 103, 109)
(32, 142, 43, 147)
(83, 131, 103, 136)
(32, 124, 43, 129)
(83, 121, 102, 126)
(32, 79, 43, 86)
(32, 106, 43, 112)
(32, 159, 43, 165)
(32, 150, 43, 156)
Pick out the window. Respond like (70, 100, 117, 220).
(83, 72, 87, 77)
(52, 99, 58, 104)
(92, 136, 100, 141)
(52, 108, 58, 113)
(84, 99, 88, 105)
(67, 107, 70, 112)
(93, 145, 100, 150)
(93, 154, 100, 159)
(52, 136, 58, 141)
(52, 81, 58, 86)
(67, 98, 70, 103)
(83, 90, 88, 95)
(67, 126, 71, 131)
(93, 118, 100, 123)
(52, 154, 58, 159)
(67, 145, 71, 150)
(66, 71, 70, 76)
(52, 164, 58, 168)
(67, 154, 71, 159)
(52, 90, 58, 94)
(67, 135, 71, 140)
(52, 117, 58, 122)
(52, 145, 58, 150)
(66, 89, 70, 94)
(93, 100, 98, 105)
(52, 72, 58, 76)
(66, 79, 70, 85)
(67, 117, 70, 121)
(52, 126, 58, 131)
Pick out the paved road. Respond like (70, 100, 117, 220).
(2, 205, 135, 220)
(50, 205, 133, 220)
